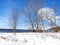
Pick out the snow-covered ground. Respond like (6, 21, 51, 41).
(0, 33, 60, 45)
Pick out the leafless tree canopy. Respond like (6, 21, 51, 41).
(23, 0, 45, 32)
(24, 7, 35, 32)
(10, 8, 20, 35)
(23, 0, 59, 32)
(8, 0, 59, 33)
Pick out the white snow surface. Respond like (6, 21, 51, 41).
(0, 33, 60, 45)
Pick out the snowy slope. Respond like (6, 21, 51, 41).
(0, 33, 60, 45)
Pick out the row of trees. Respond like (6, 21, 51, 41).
(23, 0, 57, 32)
(10, 0, 58, 35)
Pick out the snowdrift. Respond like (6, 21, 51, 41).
(0, 33, 60, 45)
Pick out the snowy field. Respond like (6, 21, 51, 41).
(0, 33, 60, 45)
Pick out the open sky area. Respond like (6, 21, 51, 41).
(0, 0, 60, 29)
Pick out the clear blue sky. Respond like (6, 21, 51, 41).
(0, 0, 60, 29)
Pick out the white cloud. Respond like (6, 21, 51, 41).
(56, 16, 60, 20)
(37, 7, 60, 30)
(37, 7, 55, 20)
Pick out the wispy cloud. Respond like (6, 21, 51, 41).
(0, 8, 12, 29)
(56, 16, 60, 26)
(0, 16, 9, 29)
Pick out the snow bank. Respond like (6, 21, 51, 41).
(0, 33, 60, 45)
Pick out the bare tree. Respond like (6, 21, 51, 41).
(50, 1, 59, 32)
(10, 8, 19, 35)
(23, 0, 39, 32)
(24, 0, 58, 32)
(24, 7, 35, 32)
(23, 0, 45, 32)
(29, 0, 45, 32)
(47, 1, 57, 28)
(52, 1, 57, 27)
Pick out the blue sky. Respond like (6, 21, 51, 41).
(0, 0, 60, 29)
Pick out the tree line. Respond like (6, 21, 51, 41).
(9, 0, 59, 35)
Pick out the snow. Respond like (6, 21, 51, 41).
(0, 33, 60, 45)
